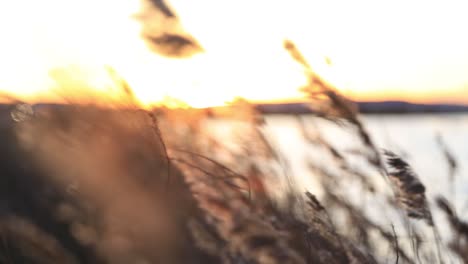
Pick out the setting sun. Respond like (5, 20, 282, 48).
(0, 0, 467, 107)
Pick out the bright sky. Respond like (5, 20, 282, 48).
(0, 0, 467, 107)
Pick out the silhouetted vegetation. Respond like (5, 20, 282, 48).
(0, 1, 466, 262)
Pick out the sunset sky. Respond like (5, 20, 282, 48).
(0, 0, 467, 107)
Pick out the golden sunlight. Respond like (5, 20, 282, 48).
(0, 0, 467, 107)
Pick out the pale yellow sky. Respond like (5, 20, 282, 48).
(0, 0, 467, 107)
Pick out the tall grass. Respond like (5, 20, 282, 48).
(0, 1, 466, 262)
(2, 68, 465, 263)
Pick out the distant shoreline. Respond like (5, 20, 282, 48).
(1, 101, 468, 115)
(255, 101, 468, 115)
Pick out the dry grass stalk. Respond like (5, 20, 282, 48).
(172, 155, 306, 264)
(138, 0, 204, 58)
(298, 116, 376, 193)
(303, 192, 356, 263)
(436, 134, 458, 203)
(322, 187, 413, 264)
(436, 197, 468, 237)
(436, 135, 458, 182)
(436, 196, 468, 262)
(296, 116, 346, 166)
(284, 40, 383, 171)
(383, 150, 433, 225)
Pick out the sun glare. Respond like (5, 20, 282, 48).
(0, 0, 467, 107)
